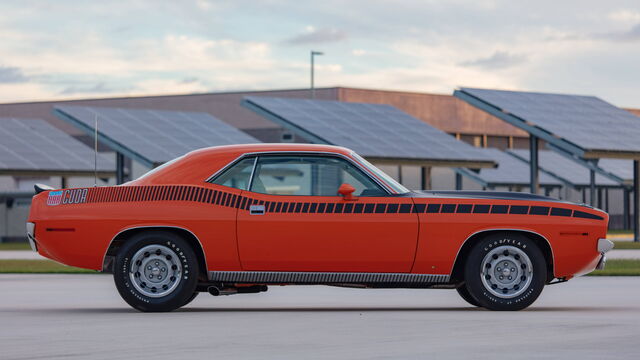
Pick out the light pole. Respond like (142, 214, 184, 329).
(310, 50, 323, 99)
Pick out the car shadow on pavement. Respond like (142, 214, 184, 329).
(14, 306, 636, 314)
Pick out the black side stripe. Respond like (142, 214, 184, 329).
(425, 203, 603, 220)
(82, 186, 604, 220)
(573, 210, 604, 220)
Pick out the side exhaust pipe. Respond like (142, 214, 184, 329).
(208, 285, 268, 296)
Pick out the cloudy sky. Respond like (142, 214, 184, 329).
(1, 0, 640, 107)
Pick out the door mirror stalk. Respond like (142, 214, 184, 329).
(338, 183, 357, 201)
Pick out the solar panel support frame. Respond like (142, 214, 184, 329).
(530, 135, 539, 194)
(53, 108, 156, 168)
(589, 162, 597, 206)
(116, 152, 127, 185)
(455, 171, 463, 190)
(635, 161, 639, 242)
(546, 143, 628, 186)
(453, 90, 586, 157)
(454, 168, 489, 188)
(505, 151, 612, 190)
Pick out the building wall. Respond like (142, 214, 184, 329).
(625, 108, 640, 117)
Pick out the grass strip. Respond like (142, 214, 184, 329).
(0, 243, 32, 250)
(587, 259, 640, 276)
(612, 241, 640, 250)
(0, 260, 97, 274)
(607, 230, 633, 235)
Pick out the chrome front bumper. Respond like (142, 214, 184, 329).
(26, 222, 37, 252)
(596, 238, 614, 270)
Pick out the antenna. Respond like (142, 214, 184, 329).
(94, 114, 98, 187)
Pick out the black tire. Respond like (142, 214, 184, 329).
(113, 231, 199, 312)
(463, 233, 546, 311)
(181, 291, 200, 307)
(456, 284, 481, 307)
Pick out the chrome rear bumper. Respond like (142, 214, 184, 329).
(26, 222, 37, 252)
(596, 238, 614, 270)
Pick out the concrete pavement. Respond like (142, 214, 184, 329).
(606, 249, 640, 259)
(0, 250, 43, 260)
(0, 275, 639, 359)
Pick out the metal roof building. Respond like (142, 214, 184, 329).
(53, 106, 261, 183)
(242, 96, 495, 167)
(0, 117, 114, 177)
(455, 87, 640, 241)
(454, 148, 563, 192)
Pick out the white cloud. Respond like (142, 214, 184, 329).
(608, 9, 640, 24)
(131, 78, 210, 95)
(195, 0, 213, 11)
(284, 27, 348, 45)
(0, 83, 57, 102)
(459, 51, 527, 70)
(0, 1, 639, 106)
(135, 35, 274, 72)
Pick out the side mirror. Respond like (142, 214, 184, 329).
(338, 183, 357, 201)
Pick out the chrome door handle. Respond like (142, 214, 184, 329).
(250, 205, 265, 215)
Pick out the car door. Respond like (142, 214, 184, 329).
(235, 154, 419, 273)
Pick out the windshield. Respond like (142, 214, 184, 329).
(350, 152, 410, 194)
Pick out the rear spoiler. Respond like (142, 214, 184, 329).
(34, 183, 55, 194)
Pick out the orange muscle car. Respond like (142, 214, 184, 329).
(27, 144, 613, 311)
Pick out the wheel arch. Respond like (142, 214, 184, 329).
(102, 226, 208, 280)
(450, 229, 555, 284)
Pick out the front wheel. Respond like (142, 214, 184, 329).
(463, 233, 546, 311)
(113, 231, 199, 312)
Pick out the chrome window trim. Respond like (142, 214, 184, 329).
(246, 156, 258, 192)
(206, 151, 395, 195)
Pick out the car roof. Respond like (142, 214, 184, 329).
(187, 143, 353, 157)
(130, 143, 355, 186)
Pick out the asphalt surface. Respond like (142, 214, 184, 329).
(0, 275, 639, 359)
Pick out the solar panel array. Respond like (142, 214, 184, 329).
(0, 118, 114, 173)
(463, 148, 561, 187)
(598, 158, 633, 182)
(459, 88, 640, 154)
(243, 96, 494, 165)
(509, 149, 619, 187)
(54, 106, 261, 166)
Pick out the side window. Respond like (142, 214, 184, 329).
(211, 157, 255, 190)
(250, 156, 386, 196)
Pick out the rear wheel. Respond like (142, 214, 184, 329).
(456, 284, 480, 307)
(113, 231, 199, 312)
(463, 233, 546, 311)
(181, 291, 200, 307)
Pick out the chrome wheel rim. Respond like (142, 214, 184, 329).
(480, 245, 533, 299)
(129, 244, 182, 298)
